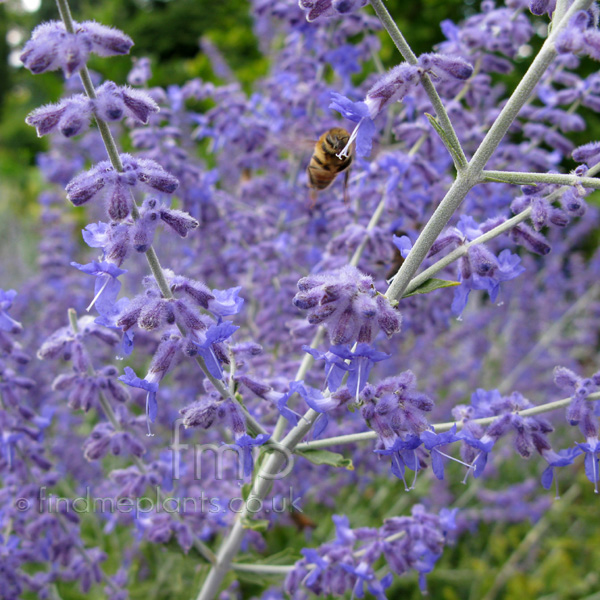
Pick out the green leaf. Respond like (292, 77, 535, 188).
(296, 448, 354, 470)
(241, 517, 270, 531)
(403, 278, 459, 298)
(424, 112, 462, 167)
(425, 112, 446, 139)
(241, 483, 251, 501)
(238, 548, 300, 565)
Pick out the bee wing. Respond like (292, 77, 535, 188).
(297, 138, 319, 152)
(270, 135, 317, 154)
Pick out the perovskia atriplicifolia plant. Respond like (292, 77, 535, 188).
(2, 0, 600, 597)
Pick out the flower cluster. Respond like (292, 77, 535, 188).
(20, 21, 133, 77)
(427, 216, 526, 315)
(65, 153, 179, 220)
(26, 81, 159, 138)
(285, 507, 457, 596)
(293, 265, 401, 345)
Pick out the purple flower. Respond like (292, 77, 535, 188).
(553, 366, 600, 430)
(392, 235, 413, 259)
(303, 345, 353, 392)
(180, 397, 219, 429)
(118, 366, 159, 435)
(364, 64, 420, 118)
(94, 81, 159, 124)
(26, 95, 91, 138)
(540, 447, 582, 491)
(192, 321, 239, 379)
(329, 92, 376, 157)
(375, 435, 423, 489)
(344, 344, 390, 398)
(300, 384, 338, 438)
(20, 21, 133, 77)
(94, 297, 134, 356)
(274, 381, 307, 426)
(304, 343, 389, 395)
(226, 433, 271, 477)
(25, 82, 158, 139)
(418, 53, 474, 80)
(293, 265, 401, 345)
(573, 140, 600, 164)
(576, 438, 600, 492)
(452, 249, 526, 315)
(128, 57, 152, 86)
(421, 425, 461, 480)
(71, 260, 127, 315)
(65, 154, 179, 220)
(340, 562, 393, 600)
(208, 287, 244, 317)
(456, 430, 495, 478)
(361, 372, 434, 448)
(0, 290, 22, 334)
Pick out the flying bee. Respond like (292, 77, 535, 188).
(307, 127, 354, 207)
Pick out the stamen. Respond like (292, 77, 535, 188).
(393, 454, 410, 492)
(86, 275, 111, 312)
(436, 449, 472, 469)
(337, 118, 363, 159)
(410, 451, 418, 490)
(146, 392, 155, 437)
(325, 363, 335, 390)
(461, 451, 481, 485)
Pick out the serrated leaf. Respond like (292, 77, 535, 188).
(297, 448, 354, 470)
(241, 517, 270, 531)
(403, 278, 459, 298)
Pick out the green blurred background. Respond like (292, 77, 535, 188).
(2, 1, 600, 598)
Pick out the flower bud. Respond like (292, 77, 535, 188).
(159, 208, 199, 237)
(122, 87, 160, 123)
(107, 178, 132, 221)
(467, 245, 497, 277)
(418, 53, 474, 80)
(332, 0, 367, 13)
(510, 224, 551, 255)
(560, 188, 587, 216)
(572, 141, 600, 164)
(94, 81, 125, 121)
(365, 64, 419, 118)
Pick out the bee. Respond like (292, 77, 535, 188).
(307, 127, 354, 206)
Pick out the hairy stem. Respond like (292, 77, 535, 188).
(385, 0, 592, 301)
(369, 0, 468, 170)
(55, 0, 268, 439)
(482, 170, 600, 188)
(294, 391, 600, 451)
(403, 207, 532, 294)
(68, 309, 217, 564)
(195, 1, 593, 595)
(196, 408, 320, 600)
